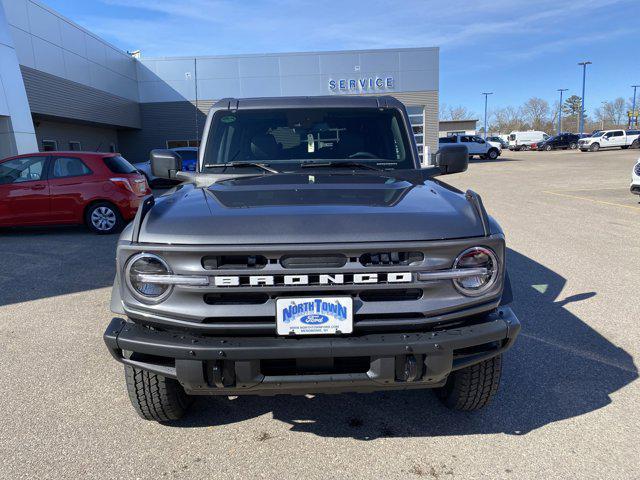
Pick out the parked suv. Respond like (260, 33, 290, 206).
(486, 136, 508, 149)
(103, 96, 520, 422)
(536, 133, 581, 151)
(578, 129, 640, 152)
(0, 152, 149, 233)
(439, 134, 501, 159)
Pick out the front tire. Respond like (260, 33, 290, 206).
(85, 202, 123, 234)
(569, 142, 577, 149)
(487, 148, 499, 160)
(545, 145, 552, 151)
(435, 355, 502, 411)
(125, 365, 192, 422)
(590, 143, 600, 152)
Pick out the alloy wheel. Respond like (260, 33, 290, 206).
(91, 206, 117, 231)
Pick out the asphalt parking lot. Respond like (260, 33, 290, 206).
(1, 148, 638, 479)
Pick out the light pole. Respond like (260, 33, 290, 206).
(578, 61, 592, 135)
(482, 92, 493, 140)
(600, 101, 606, 130)
(557, 88, 568, 134)
(632, 85, 639, 128)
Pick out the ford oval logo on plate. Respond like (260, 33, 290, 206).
(300, 314, 329, 325)
(276, 297, 353, 335)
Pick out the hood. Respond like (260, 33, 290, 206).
(139, 173, 485, 245)
(487, 141, 502, 149)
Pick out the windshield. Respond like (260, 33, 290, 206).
(202, 108, 414, 172)
(591, 131, 604, 137)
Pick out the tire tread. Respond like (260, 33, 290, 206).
(124, 365, 191, 421)
(436, 355, 502, 411)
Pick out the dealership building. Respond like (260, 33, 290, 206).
(0, 0, 439, 162)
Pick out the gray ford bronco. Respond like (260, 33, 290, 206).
(104, 96, 520, 422)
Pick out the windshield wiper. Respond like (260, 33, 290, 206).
(203, 162, 279, 174)
(300, 161, 388, 172)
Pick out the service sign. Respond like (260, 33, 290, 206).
(276, 297, 353, 335)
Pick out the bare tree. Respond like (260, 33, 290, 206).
(549, 101, 560, 132)
(439, 102, 448, 120)
(594, 106, 608, 130)
(597, 98, 627, 128)
(449, 105, 473, 120)
(491, 106, 526, 134)
(522, 97, 550, 131)
(610, 97, 626, 126)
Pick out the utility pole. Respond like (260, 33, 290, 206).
(482, 92, 493, 140)
(600, 101, 606, 130)
(578, 61, 592, 135)
(557, 88, 568, 134)
(632, 85, 639, 128)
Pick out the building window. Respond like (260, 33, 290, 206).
(69, 141, 82, 151)
(406, 107, 425, 162)
(166, 140, 200, 149)
(109, 143, 117, 153)
(42, 140, 58, 152)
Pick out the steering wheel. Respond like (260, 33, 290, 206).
(348, 152, 378, 159)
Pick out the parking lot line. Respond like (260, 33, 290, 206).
(542, 190, 640, 211)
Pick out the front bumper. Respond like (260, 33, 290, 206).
(104, 307, 520, 395)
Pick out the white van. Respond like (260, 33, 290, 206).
(508, 131, 549, 151)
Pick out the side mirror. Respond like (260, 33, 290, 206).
(150, 149, 182, 179)
(436, 144, 468, 175)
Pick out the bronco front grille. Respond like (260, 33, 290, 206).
(123, 238, 505, 336)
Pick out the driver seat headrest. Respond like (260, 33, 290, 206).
(250, 134, 278, 160)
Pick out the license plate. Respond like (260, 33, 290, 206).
(276, 297, 353, 336)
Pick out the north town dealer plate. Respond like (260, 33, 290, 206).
(276, 297, 353, 336)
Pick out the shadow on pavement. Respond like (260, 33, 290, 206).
(0, 226, 118, 306)
(170, 248, 637, 438)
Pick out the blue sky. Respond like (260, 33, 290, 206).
(45, 0, 639, 118)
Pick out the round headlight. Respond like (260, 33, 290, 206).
(125, 253, 173, 303)
(453, 247, 499, 296)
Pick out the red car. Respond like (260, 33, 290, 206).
(0, 152, 150, 234)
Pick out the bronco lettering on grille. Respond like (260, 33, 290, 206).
(212, 272, 412, 287)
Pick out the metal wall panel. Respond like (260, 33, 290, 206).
(138, 48, 438, 102)
(21, 66, 141, 129)
(118, 100, 209, 161)
(33, 118, 119, 153)
(2, 0, 139, 101)
(0, 0, 37, 156)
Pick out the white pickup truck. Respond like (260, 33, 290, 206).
(439, 134, 502, 159)
(578, 129, 640, 152)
